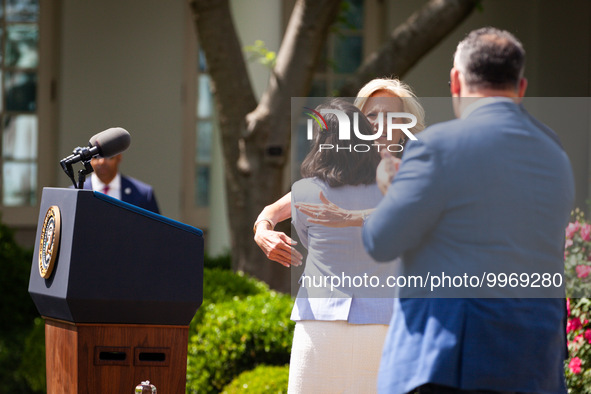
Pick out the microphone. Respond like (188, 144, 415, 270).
(61, 127, 131, 167)
(60, 127, 131, 188)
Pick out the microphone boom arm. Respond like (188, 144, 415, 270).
(60, 146, 96, 189)
(60, 159, 76, 188)
(77, 159, 94, 190)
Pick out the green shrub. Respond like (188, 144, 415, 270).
(0, 218, 36, 336)
(222, 364, 289, 393)
(190, 268, 269, 330)
(202, 268, 269, 304)
(186, 278, 294, 394)
(204, 251, 232, 270)
(0, 216, 41, 393)
(18, 317, 46, 392)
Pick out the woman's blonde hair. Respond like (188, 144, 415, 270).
(354, 78, 425, 135)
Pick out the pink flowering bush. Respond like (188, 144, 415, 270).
(565, 209, 591, 298)
(565, 209, 591, 391)
(566, 298, 591, 391)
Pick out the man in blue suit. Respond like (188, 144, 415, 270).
(363, 28, 574, 393)
(83, 154, 160, 214)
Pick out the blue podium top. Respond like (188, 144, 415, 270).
(93, 191, 203, 237)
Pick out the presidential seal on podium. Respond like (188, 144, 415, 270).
(39, 205, 61, 279)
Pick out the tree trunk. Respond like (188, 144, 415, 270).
(189, 0, 342, 291)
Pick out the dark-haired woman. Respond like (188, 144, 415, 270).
(287, 99, 398, 394)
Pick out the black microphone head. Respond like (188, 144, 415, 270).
(89, 127, 131, 157)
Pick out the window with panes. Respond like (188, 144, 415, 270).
(0, 0, 39, 207)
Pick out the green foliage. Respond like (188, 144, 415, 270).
(202, 268, 268, 303)
(332, 0, 362, 34)
(244, 40, 276, 69)
(190, 267, 269, 330)
(186, 268, 294, 393)
(476, 0, 485, 13)
(18, 318, 46, 392)
(222, 364, 289, 393)
(0, 216, 42, 393)
(204, 250, 232, 270)
(0, 219, 36, 336)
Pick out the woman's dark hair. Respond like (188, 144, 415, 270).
(300, 99, 380, 187)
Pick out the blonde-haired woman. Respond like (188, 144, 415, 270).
(254, 78, 425, 266)
(355, 78, 425, 154)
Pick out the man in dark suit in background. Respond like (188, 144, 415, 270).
(363, 28, 574, 393)
(83, 154, 160, 214)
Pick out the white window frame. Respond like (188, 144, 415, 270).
(1, 0, 59, 230)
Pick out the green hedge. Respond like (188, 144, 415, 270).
(204, 251, 232, 271)
(222, 364, 289, 393)
(190, 267, 269, 330)
(18, 317, 46, 392)
(0, 216, 42, 393)
(186, 268, 294, 393)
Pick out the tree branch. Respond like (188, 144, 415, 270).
(340, 0, 479, 96)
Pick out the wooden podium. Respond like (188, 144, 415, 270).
(28, 188, 204, 393)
